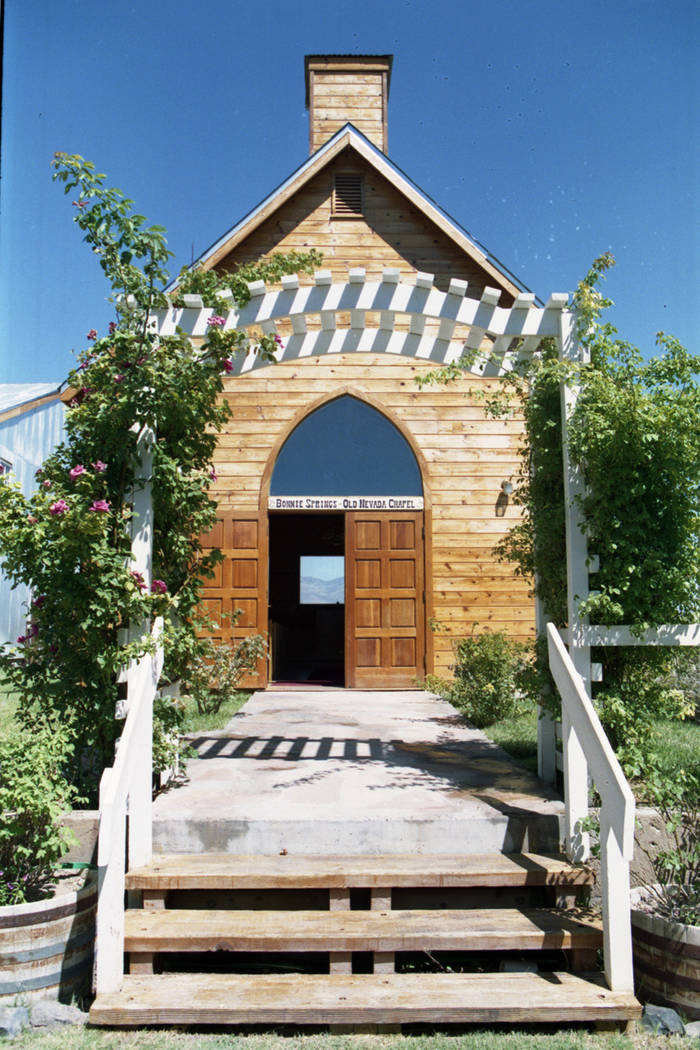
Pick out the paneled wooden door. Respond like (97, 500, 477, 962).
(199, 510, 268, 687)
(345, 512, 425, 688)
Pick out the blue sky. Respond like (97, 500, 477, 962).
(1, 0, 697, 384)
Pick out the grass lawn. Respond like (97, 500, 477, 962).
(486, 707, 539, 775)
(181, 690, 252, 734)
(7, 1027, 689, 1050)
(0, 672, 19, 733)
(477, 702, 700, 797)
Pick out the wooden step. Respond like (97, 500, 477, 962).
(126, 852, 593, 892)
(124, 906, 602, 954)
(89, 971, 641, 1027)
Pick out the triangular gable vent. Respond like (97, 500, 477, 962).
(333, 174, 363, 217)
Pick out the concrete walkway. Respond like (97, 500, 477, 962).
(153, 690, 565, 856)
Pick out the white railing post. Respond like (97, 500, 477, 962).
(94, 771, 125, 994)
(599, 812, 635, 992)
(558, 309, 591, 860)
(547, 623, 635, 992)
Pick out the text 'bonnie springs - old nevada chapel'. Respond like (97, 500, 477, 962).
(172, 55, 537, 690)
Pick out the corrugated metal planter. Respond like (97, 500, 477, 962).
(631, 886, 700, 1020)
(0, 874, 96, 1005)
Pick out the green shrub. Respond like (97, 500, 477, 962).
(593, 648, 694, 779)
(446, 630, 530, 728)
(0, 725, 78, 905)
(180, 626, 267, 718)
(644, 767, 700, 926)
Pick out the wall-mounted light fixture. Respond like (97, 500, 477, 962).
(495, 479, 513, 517)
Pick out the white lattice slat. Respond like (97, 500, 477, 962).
(153, 272, 569, 375)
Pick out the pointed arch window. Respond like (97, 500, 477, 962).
(270, 395, 422, 496)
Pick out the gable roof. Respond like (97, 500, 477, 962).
(0, 383, 64, 423)
(172, 124, 530, 300)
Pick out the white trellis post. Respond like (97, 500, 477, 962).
(558, 309, 592, 861)
(95, 424, 157, 993)
(126, 424, 155, 875)
(535, 593, 557, 784)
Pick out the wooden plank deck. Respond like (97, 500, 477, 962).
(126, 852, 593, 891)
(90, 971, 641, 1026)
(124, 906, 603, 954)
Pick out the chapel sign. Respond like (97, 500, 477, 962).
(268, 495, 424, 511)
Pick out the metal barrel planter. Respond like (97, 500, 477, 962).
(0, 875, 96, 1005)
(631, 886, 700, 1021)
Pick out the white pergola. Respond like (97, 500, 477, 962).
(95, 270, 696, 996)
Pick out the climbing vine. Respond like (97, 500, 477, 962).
(0, 154, 321, 800)
(421, 254, 700, 776)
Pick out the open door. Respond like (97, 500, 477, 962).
(345, 511, 425, 688)
(199, 510, 268, 687)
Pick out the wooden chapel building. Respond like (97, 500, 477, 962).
(177, 55, 538, 690)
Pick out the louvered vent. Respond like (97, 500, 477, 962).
(332, 174, 363, 217)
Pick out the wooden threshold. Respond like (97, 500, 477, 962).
(126, 852, 593, 891)
(89, 971, 641, 1027)
(124, 906, 602, 954)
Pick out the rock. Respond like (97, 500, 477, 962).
(0, 1006, 29, 1038)
(641, 1003, 686, 1035)
(684, 1020, 700, 1040)
(30, 999, 89, 1028)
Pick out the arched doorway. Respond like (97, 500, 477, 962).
(268, 395, 426, 687)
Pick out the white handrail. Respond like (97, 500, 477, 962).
(547, 622, 636, 993)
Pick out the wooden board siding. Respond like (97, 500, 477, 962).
(310, 74, 386, 153)
(215, 149, 515, 304)
(305, 56, 390, 154)
(209, 353, 533, 683)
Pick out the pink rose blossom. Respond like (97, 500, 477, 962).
(223, 359, 233, 374)
(274, 334, 283, 347)
(50, 500, 69, 515)
(42, 480, 51, 489)
(27, 515, 37, 524)
(151, 579, 168, 594)
(32, 595, 45, 609)
(114, 374, 124, 383)
(92, 460, 107, 473)
(69, 465, 86, 480)
(108, 322, 117, 334)
(89, 499, 110, 513)
(87, 329, 97, 341)
(130, 570, 146, 591)
(16, 635, 26, 644)
(209, 469, 218, 482)
(207, 315, 226, 327)
(72, 200, 88, 209)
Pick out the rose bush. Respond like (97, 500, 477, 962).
(0, 154, 320, 803)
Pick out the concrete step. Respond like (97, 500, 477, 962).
(152, 812, 564, 855)
(89, 971, 641, 1027)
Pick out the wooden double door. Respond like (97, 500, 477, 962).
(345, 511, 425, 688)
(200, 510, 425, 688)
